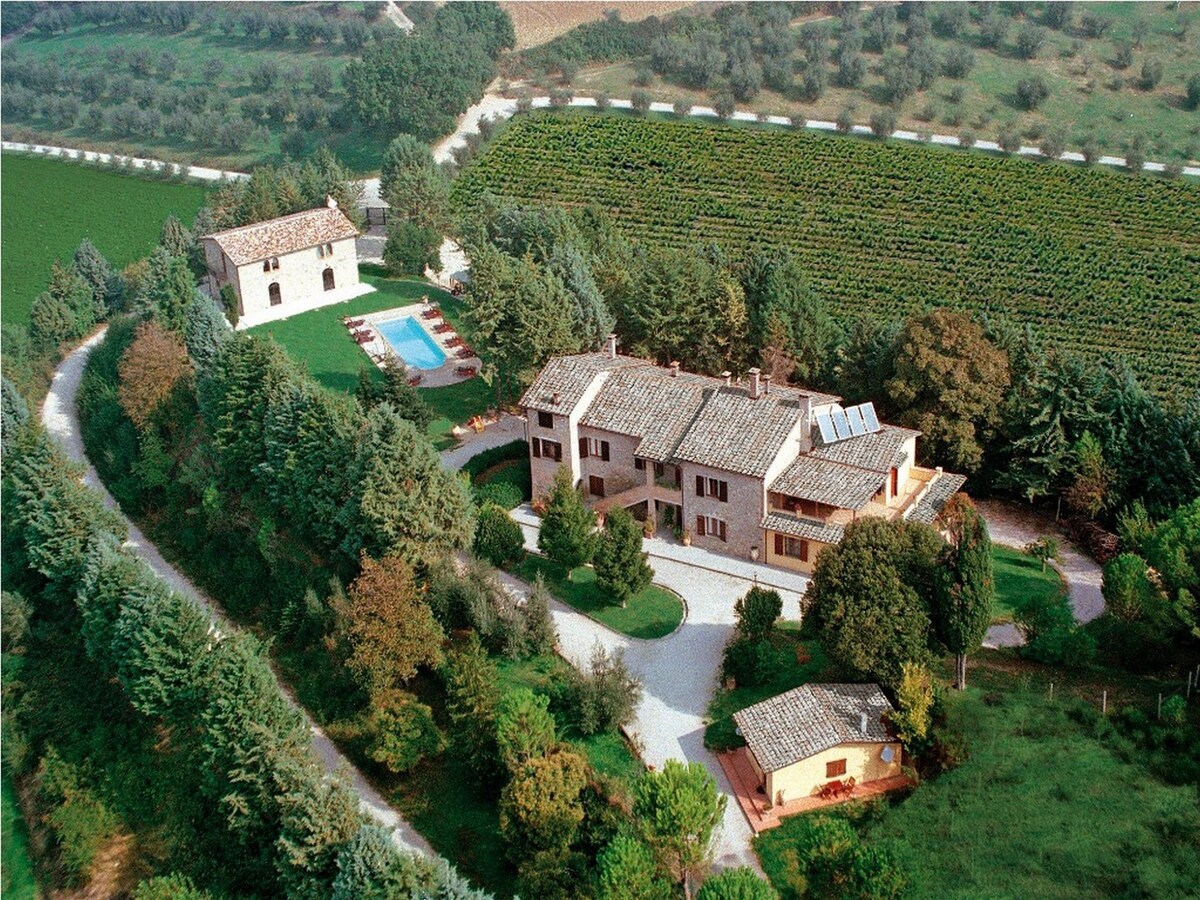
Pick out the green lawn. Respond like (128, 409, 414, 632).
(512, 555, 685, 640)
(704, 624, 832, 752)
(992, 544, 1068, 623)
(754, 676, 1200, 899)
(0, 153, 208, 325)
(247, 274, 494, 449)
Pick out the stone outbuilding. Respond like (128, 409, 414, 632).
(201, 198, 373, 329)
(733, 683, 902, 808)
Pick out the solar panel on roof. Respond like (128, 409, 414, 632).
(847, 405, 868, 436)
(815, 412, 837, 444)
(830, 406, 852, 441)
(861, 402, 881, 433)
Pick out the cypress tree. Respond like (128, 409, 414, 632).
(1, 375, 29, 454)
(933, 495, 994, 689)
(442, 633, 501, 782)
(538, 467, 596, 574)
(72, 238, 123, 315)
(184, 292, 232, 371)
(273, 752, 361, 900)
(593, 506, 652, 607)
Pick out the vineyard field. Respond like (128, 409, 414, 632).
(453, 112, 1200, 395)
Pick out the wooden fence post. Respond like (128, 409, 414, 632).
(1049, 682, 1054, 702)
(1101, 691, 1107, 715)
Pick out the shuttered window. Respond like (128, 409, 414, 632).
(774, 534, 810, 561)
(534, 439, 561, 461)
(698, 516, 727, 542)
(581, 437, 610, 460)
(579, 437, 589, 458)
(589, 476, 605, 497)
(698, 477, 729, 501)
(826, 759, 847, 778)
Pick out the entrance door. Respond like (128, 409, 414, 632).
(323, 267, 335, 291)
(269, 282, 282, 306)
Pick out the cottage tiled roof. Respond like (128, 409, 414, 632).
(672, 387, 810, 478)
(580, 368, 711, 462)
(769, 456, 885, 510)
(760, 513, 845, 545)
(519, 353, 650, 416)
(906, 472, 968, 525)
(808, 424, 919, 474)
(205, 206, 359, 266)
(733, 684, 895, 774)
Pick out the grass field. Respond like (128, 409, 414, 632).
(1, 773, 38, 900)
(0, 153, 208, 326)
(3, 15, 390, 172)
(551, 2, 1200, 165)
(754, 671, 1200, 899)
(500, 1, 691, 50)
(455, 111, 1200, 395)
(246, 275, 494, 449)
(992, 544, 1068, 623)
(512, 555, 685, 639)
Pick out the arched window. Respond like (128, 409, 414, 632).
(269, 282, 282, 306)
(322, 267, 335, 292)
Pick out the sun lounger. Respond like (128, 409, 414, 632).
(455, 366, 477, 378)
(344, 317, 365, 328)
(354, 331, 374, 344)
(455, 346, 474, 359)
(433, 323, 454, 333)
(446, 336, 465, 348)
(407, 374, 423, 387)
(421, 309, 440, 320)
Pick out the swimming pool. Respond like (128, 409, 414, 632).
(375, 316, 447, 370)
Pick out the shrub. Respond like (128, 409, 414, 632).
(1015, 593, 1096, 667)
(870, 109, 897, 138)
(1186, 74, 1200, 111)
(734, 586, 782, 643)
(835, 107, 855, 134)
(714, 89, 735, 120)
(958, 129, 976, 149)
(474, 503, 524, 567)
(1113, 40, 1134, 71)
(1015, 76, 1050, 110)
(1039, 127, 1067, 160)
(367, 691, 445, 774)
(631, 89, 652, 113)
(1139, 58, 1163, 90)
(1015, 24, 1044, 59)
(475, 479, 524, 510)
(1125, 135, 1147, 173)
(721, 637, 781, 688)
(998, 123, 1022, 153)
(572, 643, 641, 735)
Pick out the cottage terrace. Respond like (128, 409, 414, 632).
(521, 337, 965, 574)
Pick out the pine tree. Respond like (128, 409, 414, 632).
(633, 760, 727, 898)
(593, 506, 652, 607)
(184, 292, 232, 371)
(498, 747, 589, 858)
(933, 496, 994, 689)
(379, 134, 450, 232)
(547, 244, 614, 351)
(696, 867, 779, 899)
(597, 833, 672, 900)
(442, 633, 501, 782)
(339, 404, 475, 564)
(1, 375, 30, 454)
(522, 574, 557, 656)
(273, 751, 361, 900)
(139, 247, 198, 333)
(495, 687, 558, 774)
(160, 213, 194, 259)
(72, 238, 122, 315)
(538, 467, 596, 574)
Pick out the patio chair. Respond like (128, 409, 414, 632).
(407, 373, 423, 387)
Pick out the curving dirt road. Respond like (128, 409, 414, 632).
(40, 329, 434, 859)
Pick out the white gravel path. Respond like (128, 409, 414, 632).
(41, 330, 434, 859)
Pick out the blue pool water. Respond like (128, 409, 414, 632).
(375, 316, 447, 369)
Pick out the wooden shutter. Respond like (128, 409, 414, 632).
(774, 533, 784, 556)
(532, 438, 541, 459)
(800, 540, 809, 562)
(719, 480, 728, 502)
(696, 516, 705, 537)
(719, 520, 727, 542)
(601, 441, 610, 461)
(696, 475, 705, 497)
(579, 437, 589, 458)
(553, 442, 563, 462)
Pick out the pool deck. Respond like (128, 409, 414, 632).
(358, 303, 480, 388)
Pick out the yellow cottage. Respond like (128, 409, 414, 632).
(733, 683, 902, 808)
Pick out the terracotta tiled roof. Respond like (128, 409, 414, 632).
(769, 456, 885, 510)
(807, 424, 919, 474)
(204, 206, 359, 266)
(760, 513, 845, 545)
(906, 472, 968, 525)
(733, 684, 895, 774)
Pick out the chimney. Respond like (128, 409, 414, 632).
(748, 368, 762, 400)
(761, 373, 771, 395)
(721, 371, 732, 386)
(325, 194, 338, 209)
(859, 711, 869, 735)
(551, 391, 561, 406)
(669, 361, 680, 378)
(799, 396, 814, 453)
(606, 333, 618, 359)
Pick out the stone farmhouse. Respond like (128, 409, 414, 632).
(201, 198, 372, 329)
(520, 336, 966, 574)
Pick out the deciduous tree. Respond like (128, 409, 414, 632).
(117, 320, 192, 429)
(734, 586, 783, 643)
(339, 553, 444, 699)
